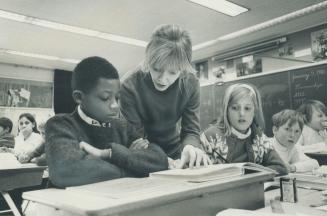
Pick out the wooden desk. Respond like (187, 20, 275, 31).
(259, 188, 327, 215)
(23, 170, 274, 216)
(0, 166, 45, 216)
(306, 152, 327, 165)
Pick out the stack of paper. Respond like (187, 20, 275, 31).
(150, 164, 245, 183)
(0, 153, 21, 169)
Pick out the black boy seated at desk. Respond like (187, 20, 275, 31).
(45, 56, 168, 188)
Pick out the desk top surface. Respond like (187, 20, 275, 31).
(260, 188, 327, 216)
(23, 170, 273, 216)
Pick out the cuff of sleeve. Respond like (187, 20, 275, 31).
(182, 135, 201, 149)
(109, 143, 130, 167)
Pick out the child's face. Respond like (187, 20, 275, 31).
(228, 97, 254, 133)
(81, 78, 120, 122)
(308, 107, 327, 131)
(18, 117, 34, 137)
(149, 66, 181, 91)
(273, 120, 302, 148)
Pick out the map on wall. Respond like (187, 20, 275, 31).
(0, 77, 53, 108)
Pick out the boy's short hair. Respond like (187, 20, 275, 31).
(272, 109, 304, 130)
(297, 100, 327, 124)
(0, 117, 13, 133)
(72, 56, 119, 93)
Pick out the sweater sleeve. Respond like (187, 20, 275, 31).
(45, 116, 128, 188)
(261, 148, 288, 175)
(180, 78, 201, 149)
(109, 143, 168, 177)
(120, 81, 145, 136)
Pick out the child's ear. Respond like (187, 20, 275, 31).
(272, 126, 278, 136)
(72, 90, 84, 104)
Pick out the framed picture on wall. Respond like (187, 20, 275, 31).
(195, 60, 209, 81)
(311, 28, 327, 61)
(236, 59, 262, 77)
(0, 77, 53, 108)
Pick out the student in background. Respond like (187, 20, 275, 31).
(200, 83, 288, 175)
(120, 24, 210, 168)
(297, 100, 327, 152)
(45, 56, 168, 188)
(270, 109, 319, 173)
(0, 117, 15, 148)
(14, 113, 44, 163)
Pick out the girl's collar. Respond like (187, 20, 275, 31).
(231, 127, 251, 139)
(77, 106, 111, 127)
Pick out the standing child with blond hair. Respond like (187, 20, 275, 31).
(201, 83, 288, 175)
(120, 24, 210, 168)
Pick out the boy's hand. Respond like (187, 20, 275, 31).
(79, 141, 111, 159)
(129, 138, 149, 150)
(80, 141, 102, 158)
(168, 157, 181, 169)
(176, 145, 212, 169)
(287, 164, 297, 173)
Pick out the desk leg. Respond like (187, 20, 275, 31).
(1, 192, 21, 216)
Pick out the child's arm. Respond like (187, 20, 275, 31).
(80, 139, 168, 176)
(289, 147, 319, 173)
(261, 149, 288, 175)
(45, 116, 129, 188)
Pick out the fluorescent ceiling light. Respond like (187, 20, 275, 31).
(0, 48, 80, 64)
(188, 0, 248, 16)
(0, 9, 147, 47)
(193, 1, 327, 51)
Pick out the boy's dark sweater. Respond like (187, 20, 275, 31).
(45, 110, 168, 188)
(0, 132, 15, 148)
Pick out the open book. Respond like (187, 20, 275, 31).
(150, 162, 275, 183)
(150, 164, 244, 183)
(0, 153, 40, 169)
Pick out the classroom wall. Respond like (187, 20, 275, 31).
(0, 63, 54, 135)
(195, 22, 327, 86)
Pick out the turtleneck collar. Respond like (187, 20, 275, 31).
(231, 127, 251, 139)
(78, 105, 111, 127)
(272, 137, 288, 152)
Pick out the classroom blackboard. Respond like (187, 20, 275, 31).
(290, 64, 327, 109)
(200, 63, 327, 137)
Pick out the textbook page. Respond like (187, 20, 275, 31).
(0, 153, 38, 169)
(0, 153, 21, 169)
(150, 163, 244, 183)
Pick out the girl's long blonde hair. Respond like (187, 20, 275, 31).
(221, 83, 265, 136)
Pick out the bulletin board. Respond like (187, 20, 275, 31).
(0, 77, 53, 108)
